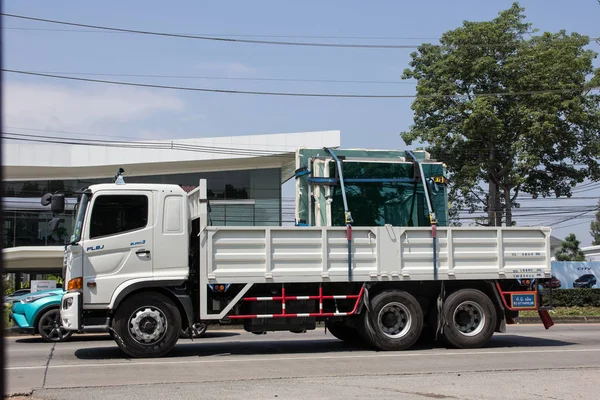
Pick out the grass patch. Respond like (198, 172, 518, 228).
(4, 304, 13, 328)
(542, 289, 600, 307)
(519, 306, 600, 317)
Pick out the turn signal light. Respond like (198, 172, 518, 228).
(68, 277, 83, 291)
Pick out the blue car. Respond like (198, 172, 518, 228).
(9, 289, 74, 342)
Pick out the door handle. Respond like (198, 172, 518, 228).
(136, 249, 150, 256)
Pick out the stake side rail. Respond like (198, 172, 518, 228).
(227, 285, 365, 320)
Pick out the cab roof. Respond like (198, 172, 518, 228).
(88, 183, 188, 195)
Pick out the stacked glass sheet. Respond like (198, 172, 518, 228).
(294, 148, 449, 228)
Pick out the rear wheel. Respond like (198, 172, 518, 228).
(113, 292, 181, 358)
(440, 289, 496, 349)
(360, 290, 423, 351)
(38, 308, 73, 343)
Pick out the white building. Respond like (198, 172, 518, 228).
(582, 245, 600, 261)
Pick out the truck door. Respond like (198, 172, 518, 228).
(81, 191, 154, 306)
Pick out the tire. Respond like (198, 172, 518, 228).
(325, 320, 365, 346)
(360, 290, 423, 351)
(440, 289, 496, 349)
(113, 292, 182, 358)
(37, 308, 74, 343)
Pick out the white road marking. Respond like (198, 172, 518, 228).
(7, 347, 600, 371)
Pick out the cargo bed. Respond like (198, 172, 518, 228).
(200, 225, 552, 284)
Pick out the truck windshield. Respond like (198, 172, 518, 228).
(70, 193, 90, 244)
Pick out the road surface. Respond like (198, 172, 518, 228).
(5, 324, 600, 399)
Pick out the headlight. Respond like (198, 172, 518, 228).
(20, 293, 55, 304)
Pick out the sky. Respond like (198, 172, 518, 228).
(2, 0, 600, 246)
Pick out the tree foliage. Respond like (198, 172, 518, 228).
(591, 200, 600, 245)
(401, 2, 600, 226)
(555, 233, 586, 261)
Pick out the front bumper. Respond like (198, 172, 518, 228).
(10, 300, 35, 330)
(60, 292, 81, 331)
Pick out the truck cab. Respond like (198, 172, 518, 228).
(60, 183, 191, 333)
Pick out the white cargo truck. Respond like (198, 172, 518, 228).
(52, 149, 554, 358)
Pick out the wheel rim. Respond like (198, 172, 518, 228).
(453, 301, 485, 337)
(128, 306, 168, 345)
(377, 302, 412, 339)
(40, 310, 70, 341)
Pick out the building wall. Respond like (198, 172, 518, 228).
(582, 245, 600, 262)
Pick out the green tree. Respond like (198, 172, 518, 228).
(591, 200, 600, 245)
(555, 233, 586, 261)
(401, 2, 600, 226)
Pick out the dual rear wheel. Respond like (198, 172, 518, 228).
(329, 288, 497, 351)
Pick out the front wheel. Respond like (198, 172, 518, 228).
(38, 308, 74, 343)
(440, 289, 497, 349)
(113, 292, 182, 358)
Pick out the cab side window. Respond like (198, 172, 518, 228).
(89, 195, 148, 239)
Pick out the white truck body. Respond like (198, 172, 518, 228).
(202, 225, 552, 284)
(59, 178, 555, 358)
(191, 180, 552, 285)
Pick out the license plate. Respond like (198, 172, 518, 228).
(510, 293, 537, 309)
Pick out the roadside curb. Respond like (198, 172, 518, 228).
(514, 316, 600, 324)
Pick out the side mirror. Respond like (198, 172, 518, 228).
(41, 192, 66, 214)
(41, 193, 66, 232)
(41, 193, 52, 206)
(51, 193, 65, 214)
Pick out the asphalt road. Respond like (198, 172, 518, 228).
(4, 324, 600, 400)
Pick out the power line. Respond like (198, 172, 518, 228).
(4, 126, 314, 151)
(548, 207, 599, 227)
(2, 26, 441, 41)
(4, 13, 598, 49)
(552, 220, 595, 230)
(3, 132, 292, 158)
(0, 13, 421, 49)
(518, 196, 600, 201)
(6, 70, 417, 85)
(4, 69, 597, 99)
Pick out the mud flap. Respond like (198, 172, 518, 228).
(498, 317, 507, 333)
(435, 282, 446, 339)
(538, 309, 554, 329)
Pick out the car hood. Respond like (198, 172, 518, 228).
(14, 289, 64, 300)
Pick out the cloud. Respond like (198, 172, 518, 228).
(194, 61, 256, 76)
(2, 81, 187, 134)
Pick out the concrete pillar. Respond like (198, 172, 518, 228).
(14, 273, 22, 291)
